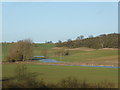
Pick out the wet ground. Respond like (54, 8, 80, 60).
(38, 59, 120, 68)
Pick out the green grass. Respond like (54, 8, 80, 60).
(2, 64, 118, 87)
(50, 50, 118, 62)
(2, 43, 118, 87)
(2, 43, 12, 61)
(2, 43, 55, 61)
(2, 43, 118, 66)
(33, 43, 55, 56)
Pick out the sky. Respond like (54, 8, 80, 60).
(0, 2, 2, 42)
(2, 2, 118, 43)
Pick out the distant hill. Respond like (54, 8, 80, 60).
(55, 33, 119, 49)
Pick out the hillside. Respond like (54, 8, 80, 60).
(55, 33, 119, 49)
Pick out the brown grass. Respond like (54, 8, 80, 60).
(52, 47, 118, 51)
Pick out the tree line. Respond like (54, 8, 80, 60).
(56, 33, 119, 49)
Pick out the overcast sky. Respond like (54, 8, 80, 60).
(2, 2, 118, 43)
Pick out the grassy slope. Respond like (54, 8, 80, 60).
(2, 43, 12, 61)
(2, 64, 118, 87)
(2, 43, 118, 65)
(50, 50, 118, 62)
(33, 44, 118, 63)
(33, 43, 55, 56)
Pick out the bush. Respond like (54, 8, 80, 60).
(2, 77, 116, 88)
(54, 49, 69, 57)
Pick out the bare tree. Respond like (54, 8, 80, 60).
(7, 39, 33, 62)
(80, 35, 84, 39)
(88, 35, 93, 38)
(76, 36, 81, 40)
(58, 40, 62, 43)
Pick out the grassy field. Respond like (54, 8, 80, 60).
(2, 43, 119, 88)
(2, 43, 55, 61)
(2, 64, 118, 87)
(33, 43, 117, 66)
(2, 43, 118, 66)
(50, 49, 118, 64)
